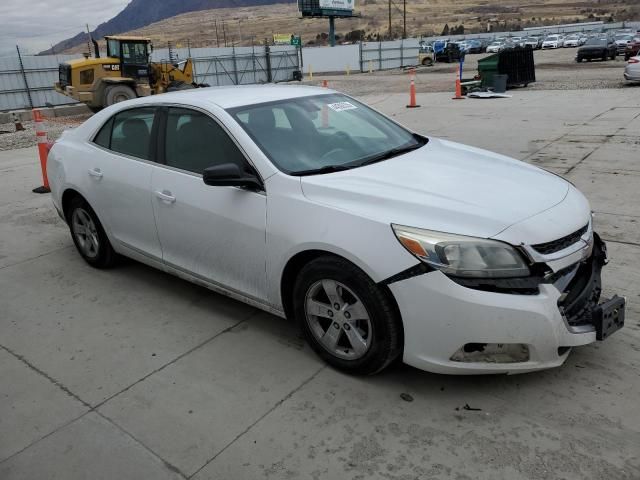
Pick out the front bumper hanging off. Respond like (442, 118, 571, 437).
(388, 233, 626, 375)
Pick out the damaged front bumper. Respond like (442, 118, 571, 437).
(388, 233, 625, 374)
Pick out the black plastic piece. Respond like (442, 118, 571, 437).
(532, 224, 588, 255)
(593, 295, 625, 340)
(381, 263, 433, 285)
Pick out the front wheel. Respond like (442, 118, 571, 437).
(293, 256, 402, 375)
(421, 57, 433, 66)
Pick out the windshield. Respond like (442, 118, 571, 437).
(616, 34, 633, 40)
(228, 93, 426, 175)
(585, 38, 606, 46)
(546, 36, 558, 41)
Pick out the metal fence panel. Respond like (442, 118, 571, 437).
(0, 54, 79, 111)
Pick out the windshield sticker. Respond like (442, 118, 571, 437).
(327, 102, 357, 112)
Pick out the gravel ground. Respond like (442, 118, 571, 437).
(302, 46, 635, 96)
(0, 114, 91, 151)
(0, 47, 636, 151)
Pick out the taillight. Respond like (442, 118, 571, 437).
(629, 58, 640, 64)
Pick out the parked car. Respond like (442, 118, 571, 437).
(624, 55, 640, 82)
(523, 37, 540, 49)
(563, 34, 581, 47)
(542, 35, 564, 49)
(47, 86, 625, 375)
(417, 43, 435, 66)
(466, 39, 483, 54)
(615, 34, 634, 55)
(576, 37, 617, 62)
(486, 41, 505, 53)
(624, 37, 640, 61)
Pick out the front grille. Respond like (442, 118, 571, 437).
(532, 224, 588, 255)
(558, 235, 605, 326)
(58, 63, 72, 88)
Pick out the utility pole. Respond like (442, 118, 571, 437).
(388, 0, 392, 40)
(403, 0, 406, 38)
(223, 21, 227, 47)
(215, 19, 220, 47)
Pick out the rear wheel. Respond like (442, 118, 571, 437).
(576, 57, 582, 63)
(104, 85, 136, 106)
(67, 197, 116, 268)
(293, 256, 402, 375)
(421, 57, 433, 66)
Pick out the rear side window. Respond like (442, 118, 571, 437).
(165, 107, 247, 175)
(109, 108, 156, 160)
(93, 118, 113, 149)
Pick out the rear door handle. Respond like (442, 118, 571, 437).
(88, 168, 103, 178)
(155, 190, 176, 204)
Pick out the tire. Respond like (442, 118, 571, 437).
(293, 256, 402, 375)
(576, 57, 582, 63)
(104, 85, 136, 106)
(66, 197, 116, 269)
(421, 57, 433, 66)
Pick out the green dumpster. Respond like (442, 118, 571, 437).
(478, 49, 536, 89)
(478, 53, 500, 88)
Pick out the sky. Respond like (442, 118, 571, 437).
(0, 0, 129, 56)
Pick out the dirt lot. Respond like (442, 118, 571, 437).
(304, 46, 634, 96)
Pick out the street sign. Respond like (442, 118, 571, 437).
(290, 36, 301, 46)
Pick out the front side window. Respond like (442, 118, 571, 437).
(121, 42, 148, 64)
(107, 39, 120, 58)
(228, 93, 425, 175)
(105, 108, 156, 160)
(165, 108, 248, 175)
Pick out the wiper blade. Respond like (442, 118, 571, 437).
(358, 141, 424, 167)
(291, 164, 353, 176)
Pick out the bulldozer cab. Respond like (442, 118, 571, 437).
(105, 36, 152, 83)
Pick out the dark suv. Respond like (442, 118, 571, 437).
(576, 37, 617, 62)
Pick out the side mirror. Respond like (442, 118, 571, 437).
(203, 163, 262, 190)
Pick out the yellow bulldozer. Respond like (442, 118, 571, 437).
(55, 36, 205, 110)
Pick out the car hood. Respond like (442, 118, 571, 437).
(300, 138, 570, 239)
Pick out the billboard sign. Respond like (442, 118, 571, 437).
(319, 0, 354, 11)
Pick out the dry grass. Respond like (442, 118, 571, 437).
(62, 0, 635, 53)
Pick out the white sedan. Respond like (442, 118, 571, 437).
(542, 35, 564, 49)
(47, 86, 625, 375)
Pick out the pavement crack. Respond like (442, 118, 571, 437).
(96, 411, 189, 479)
(187, 364, 327, 479)
(600, 237, 640, 248)
(0, 343, 91, 409)
(93, 310, 261, 410)
(0, 245, 72, 271)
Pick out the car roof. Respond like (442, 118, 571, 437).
(120, 84, 332, 109)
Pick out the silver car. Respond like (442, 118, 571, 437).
(624, 55, 640, 82)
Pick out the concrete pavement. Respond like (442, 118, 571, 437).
(1, 89, 639, 479)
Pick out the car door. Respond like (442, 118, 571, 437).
(89, 106, 163, 260)
(150, 106, 267, 301)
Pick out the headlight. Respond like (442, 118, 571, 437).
(391, 225, 530, 278)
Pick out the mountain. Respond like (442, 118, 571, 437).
(41, 0, 294, 54)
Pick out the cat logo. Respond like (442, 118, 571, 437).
(102, 64, 121, 71)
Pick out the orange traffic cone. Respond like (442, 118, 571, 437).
(452, 78, 465, 100)
(406, 70, 420, 108)
(32, 109, 51, 194)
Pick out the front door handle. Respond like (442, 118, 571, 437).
(88, 168, 103, 179)
(155, 190, 176, 204)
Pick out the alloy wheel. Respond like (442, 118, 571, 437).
(71, 208, 100, 258)
(304, 279, 372, 360)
